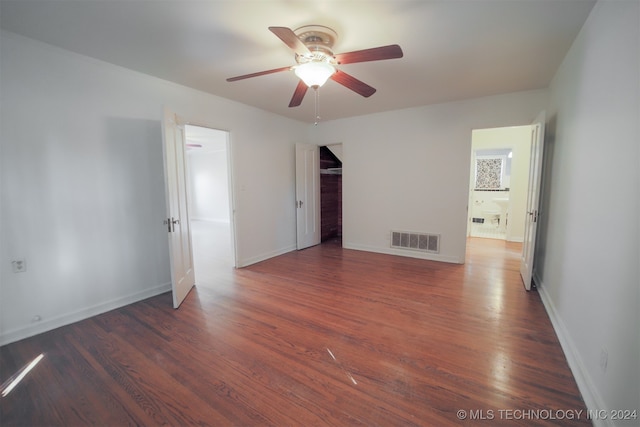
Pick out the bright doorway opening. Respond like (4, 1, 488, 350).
(467, 125, 533, 242)
(185, 125, 235, 288)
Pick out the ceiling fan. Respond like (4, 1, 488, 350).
(226, 25, 403, 108)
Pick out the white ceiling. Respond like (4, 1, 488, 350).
(0, 0, 596, 123)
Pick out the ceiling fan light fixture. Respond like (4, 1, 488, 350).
(294, 62, 335, 88)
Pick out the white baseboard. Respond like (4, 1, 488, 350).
(343, 242, 463, 264)
(0, 282, 171, 346)
(237, 244, 297, 268)
(238, 242, 463, 268)
(535, 274, 612, 427)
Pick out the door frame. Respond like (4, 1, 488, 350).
(466, 125, 533, 243)
(182, 119, 238, 268)
(164, 110, 238, 293)
(184, 124, 237, 269)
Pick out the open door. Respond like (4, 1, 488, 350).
(162, 107, 195, 307)
(295, 143, 320, 249)
(520, 111, 546, 290)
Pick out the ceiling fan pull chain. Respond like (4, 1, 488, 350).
(314, 88, 320, 125)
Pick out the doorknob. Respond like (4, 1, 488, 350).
(165, 217, 180, 232)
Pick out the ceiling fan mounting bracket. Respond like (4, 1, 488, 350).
(294, 25, 338, 48)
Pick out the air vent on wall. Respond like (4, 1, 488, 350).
(391, 231, 440, 254)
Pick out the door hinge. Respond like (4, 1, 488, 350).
(164, 218, 171, 232)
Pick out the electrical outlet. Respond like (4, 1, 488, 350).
(599, 348, 608, 373)
(12, 258, 26, 273)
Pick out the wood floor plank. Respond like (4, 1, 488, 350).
(0, 238, 590, 426)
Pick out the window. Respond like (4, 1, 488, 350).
(475, 155, 506, 189)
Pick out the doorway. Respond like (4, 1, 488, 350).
(467, 125, 533, 242)
(184, 125, 235, 287)
(320, 144, 342, 244)
(295, 143, 343, 250)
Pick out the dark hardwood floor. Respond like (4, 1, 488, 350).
(1, 238, 590, 426)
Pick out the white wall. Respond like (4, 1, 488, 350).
(188, 150, 230, 222)
(535, 1, 640, 424)
(471, 126, 533, 242)
(309, 91, 548, 263)
(186, 125, 231, 225)
(0, 31, 307, 345)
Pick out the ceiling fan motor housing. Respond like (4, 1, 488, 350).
(294, 25, 338, 64)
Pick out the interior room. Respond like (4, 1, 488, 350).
(184, 125, 236, 288)
(1, 1, 638, 426)
(467, 125, 533, 242)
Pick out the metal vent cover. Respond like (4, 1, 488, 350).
(391, 231, 440, 253)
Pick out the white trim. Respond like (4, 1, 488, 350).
(343, 242, 463, 264)
(236, 245, 297, 268)
(0, 283, 171, 346)
(535, 275, 612, 427)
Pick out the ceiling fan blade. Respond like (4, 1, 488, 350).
(226, 66, 292, 82)
(269, 26, 310, 56)
(334, 44, 403, 65)
(330, 70, 376, 98)
(289, 80, 308, 107)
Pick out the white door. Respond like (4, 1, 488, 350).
(162, 107, 195, 307)
(520, 111, 546, 290)
(295, 143, 320, 249)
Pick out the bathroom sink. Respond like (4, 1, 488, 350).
(493, 198, 509, 231)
